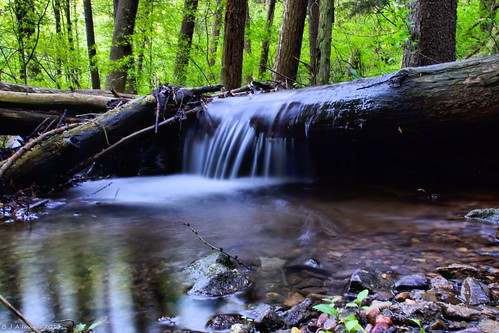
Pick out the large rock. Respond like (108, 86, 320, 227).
(184, 252, 251, 296)
(465, 208, 499, 224)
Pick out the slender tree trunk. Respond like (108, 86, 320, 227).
(308, 0, 319, 84)
(83, 0, 101, 89)
(174, 0, 199, 85)
(402, 0, 457, 67)
(208, 0, 223, 68)
(258, 0, 276, 79)
(315, 0, 333, 85)
(272, 0, 308, 87)
(14, 0, 38, 84)
(106, 0, 140, 93)
(221, 0, 247, 90)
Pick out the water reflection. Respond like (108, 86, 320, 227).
(0, 175, 497, 332)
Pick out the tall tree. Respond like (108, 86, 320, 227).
(208, 0, 224, 68)
(106, 0, 140, 92)
(315, 0, 334, 85)
(221, 0, 247, 90)
(402, 0, 457, 67)
(174, 0, 199, 85)
(272, 0, 308, 87)
(14, 0, 39, 83)
(83, 0, 101, 89)
(258, 0, 276, 79)
(308, 0, 320, 84)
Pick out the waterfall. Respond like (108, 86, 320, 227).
(182, 91, 314, 179)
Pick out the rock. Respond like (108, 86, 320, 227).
(465, 208, 499, 224)
(347, 268, 394, 294)
(229, 323, 253, 333)
(394, 273, 429, 290)
(389, 300, 441, 326)
(436, 264, 482, 280)
(207, 314, 244, 330)
(184, 252, 251, 296)
(281, 298, 315, 327)
(479, 319, 499, 333)
(460, 277, 491, 306)
(283, 292, 305, 308)
(252, 304, 285, 333)
(439, 303, 483, 321)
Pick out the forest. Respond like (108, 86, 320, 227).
(0, 0, 497, 95)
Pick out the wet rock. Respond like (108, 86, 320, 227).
(428, 273, 454, 290)
(440, 303, 483, 321)
(283, 292, 305, 308)
(389, 300, 441, 326)
(252, 304, 285, 333)
(436, 264, 481, 280)
(184, 252, 251, 296)
(479, 319, 499, 333)
(347, 268, 394, 294)
(465, 208, 499, 224)
(394, 273, 429, 290)
(281, 298, 316, 327)
(207, 314, 244, 330)
(229, 323, 253, 333)
(460, 277, 491, 306)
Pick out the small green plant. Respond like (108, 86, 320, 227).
(410, 318, 425, 333)
(313, 291, 370, 333)
(346, 289, 370, 313)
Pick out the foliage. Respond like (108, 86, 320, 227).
(313, 290, 370, 333)
(0, 0, 496, 91)
(410, 318, 426, 333)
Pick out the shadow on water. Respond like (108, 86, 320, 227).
(1, 175, 498, 332)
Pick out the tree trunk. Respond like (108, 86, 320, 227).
(174, 0, 199, 85)
(258, 0, 276, 80)
(221, 0, 247, 90)
(402, 0, 457, 67)
(308, 0, 320, 84)
(208, 0, 224, 68)
(272, 0, 308, 87)
(315, 0, 333, 85)
(14, 0, 39, 84)
(106, 0, 140, 92)
(83, 0, 101, 89)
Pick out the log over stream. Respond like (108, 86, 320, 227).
(0, 55, 498, 192)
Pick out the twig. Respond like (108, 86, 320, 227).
(0, 294, 41, 333)
(181, 221, 250, 270)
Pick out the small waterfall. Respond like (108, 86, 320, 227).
(183, 91, 314, 179)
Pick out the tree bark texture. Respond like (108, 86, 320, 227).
(315, 0, 333, 85)
(221, 0, 247, 90)
(83, 0, 101, 89)
(174, 0, 199, 85)
(106, 0, 139, 92)
(403, 0, 457, 67)
(258, 0, 276, 79)
(272, 0, 308, 87)
(308, 0, 320, 84)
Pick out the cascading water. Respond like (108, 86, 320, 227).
(182, 90, 319, 179)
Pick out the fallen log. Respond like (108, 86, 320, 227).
(1, 55, 498, 192)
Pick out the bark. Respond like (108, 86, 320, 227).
(106, 0, 140, 92)
(83, 0, 101, 89)
(221, 0, 247, 90)
(272, 0, 308, 87)
(174, 0, 199, 85)
(402, 0, 457, 67)
(315, 0, 333, 85)
(0, 108, 81, 136)
(308, 0, 320, 84)
(258, 0, 276, 79)
(208, 0, 224, 68)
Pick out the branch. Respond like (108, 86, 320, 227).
(0, 294, 41, 333)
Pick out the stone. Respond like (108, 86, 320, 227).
(465, 208, 499, 224)
(281, 298, 315, 327)
(184, 252, 251, 296)
(347, 268, 394, 294)
(252, 304, 285, 333)
(460, 277, 491, 306)
(436, 264, 481, 280)
(440, 303, 483, 321)
(207, 314, 243, 330)
(394, 273, 429, 290)
(229, 323, 253, 333)
(478, 319, 499, 333)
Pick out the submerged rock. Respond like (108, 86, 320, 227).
(347, 267, 394, 294)
(184, 252, 251, 296)
(465, 208, 499, 224)
(460, 277, 491, 306)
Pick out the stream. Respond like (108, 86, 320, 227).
(0, 175, 498, 333)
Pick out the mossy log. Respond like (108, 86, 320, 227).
(0, 95, 157, 191)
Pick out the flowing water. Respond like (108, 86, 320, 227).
(1, 93, 498, 333)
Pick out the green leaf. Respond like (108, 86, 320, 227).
(357, 289, 368, 301)
(346, 302, 357, 308)
(313, 304, 337, 316)
(344, 319, 360, 332)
